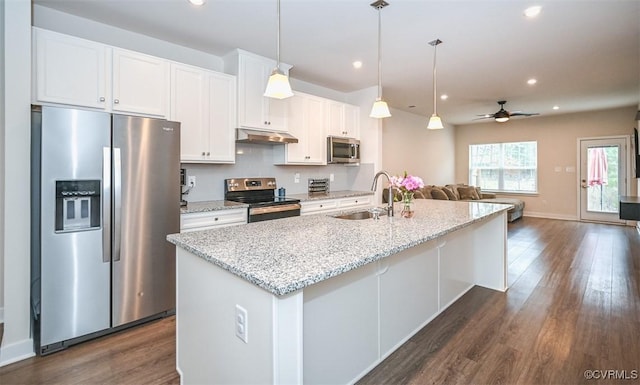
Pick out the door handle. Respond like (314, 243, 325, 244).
(102, 148, 111, 263)
(113, 148, 122, 262)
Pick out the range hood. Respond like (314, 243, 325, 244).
(236, 128, 298, 144)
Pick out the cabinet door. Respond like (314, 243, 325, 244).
(170, 64, 209, 162)
(283, 94, 308, 163)
(34, 28, 108, 109)
(343, 104, 360, 139)
(327, 101, 346, 137)
(305, 96, 326, 164)
(207, 72, 236, 163)
(237, 53, 288, 132)
(112, 48, 168, 117)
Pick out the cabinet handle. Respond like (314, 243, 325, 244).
(206, 152, 210, 156)
(264, 121, 269, 125)
(99, 97, 105, 102)
(202, 152, 206, 156)
(214, 217, 219, 221)
(114, 99, 120, 104)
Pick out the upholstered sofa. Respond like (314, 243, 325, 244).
(384, 183, 525, 222)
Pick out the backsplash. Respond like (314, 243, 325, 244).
(181, 142, 374, 202)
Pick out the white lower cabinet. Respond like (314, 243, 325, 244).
(379, 244, 439, 355)
(303, 263, 379, 385)
(180, 209, 247, 232)
(300, 195, 373, 216)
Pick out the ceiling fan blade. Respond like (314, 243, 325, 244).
(473, 116, 493, 121)
(476, 114, 495, 118)
(509, 112, 540, 117)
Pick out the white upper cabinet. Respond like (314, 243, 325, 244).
(274, 92, 326, 165)
(112, 48, 169, 117)
(327, 100, 360, 139)
(170, 63, 236, 163)
(34, 28, 108, 109)
(224, 49, 291, 132)
(33, 28, 169, 117)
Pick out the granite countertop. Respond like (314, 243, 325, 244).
(287, 190, 374, 202)
(168, 199, 511, 296)
(181, 200, 248, 214)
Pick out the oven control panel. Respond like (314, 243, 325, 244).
(225, 177, 277, 192)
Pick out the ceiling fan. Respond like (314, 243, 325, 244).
(475, 101, 539, 123)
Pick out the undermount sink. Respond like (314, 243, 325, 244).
(333, 209, 387, 220)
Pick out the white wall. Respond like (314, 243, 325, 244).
(381, 108, 456, 185)
(1, 0, 34, 366)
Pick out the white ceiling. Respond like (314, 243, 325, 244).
(34, 0, 640, 125)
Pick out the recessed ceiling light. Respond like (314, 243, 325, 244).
(524, 6, 541, 18)
(527, 78, 537, 85)
(188, 0, 205, 5)
(440, 94, 448, 100)
(553, 105, 560, 110)
(352, 61, 363, 69)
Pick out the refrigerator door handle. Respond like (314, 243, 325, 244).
(102, 147, 111, 263)
(114, 147, 122, 262)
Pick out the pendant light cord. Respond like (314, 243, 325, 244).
(377, 5, 382, 99)
(276, 0, 281, 69)
(432, 42, 437, 114)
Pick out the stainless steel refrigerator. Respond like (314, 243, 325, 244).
(31, 105, 180, 355)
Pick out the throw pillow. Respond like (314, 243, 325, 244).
(442, 186, 459, 201)
(430, 188, 449, 200)
(458, 186, 480, 200)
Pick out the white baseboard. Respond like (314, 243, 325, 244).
(0, 338, 35, 367)
(523, 211, 578, 221)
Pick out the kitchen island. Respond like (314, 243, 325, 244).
(167, 199, 510, 384)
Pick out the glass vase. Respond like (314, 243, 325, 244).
(401, 191, 415, 218)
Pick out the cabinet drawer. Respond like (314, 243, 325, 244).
(180, 209, 247, 231)
(301, 199, 340, 215)
(338, 196, 372, 209)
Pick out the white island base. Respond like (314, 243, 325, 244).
(175, 211, 507, 385)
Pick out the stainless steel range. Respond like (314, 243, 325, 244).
(224, 177, 301, 223)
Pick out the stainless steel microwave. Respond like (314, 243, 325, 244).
(327, 136, 360, 164)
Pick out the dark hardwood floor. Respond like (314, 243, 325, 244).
(1, 217, 638, 385)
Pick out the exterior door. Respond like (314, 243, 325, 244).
(579, 137, 627, 223)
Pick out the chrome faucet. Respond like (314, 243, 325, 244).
(371, 171, 394, 217)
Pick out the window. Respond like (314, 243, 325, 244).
(469, 141, 537, 193)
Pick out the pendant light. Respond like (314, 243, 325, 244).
(427, 39, 444, 129)
(264, 0, 293, 99)
(370, 0, 391, 119)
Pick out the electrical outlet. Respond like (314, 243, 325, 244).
(294, 172, 300, 184)
(235, 305, 248, 343)
(329, 173, 335, 182)
(188, 176, 196, 187)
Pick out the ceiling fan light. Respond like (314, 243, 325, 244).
(427, 114, 444, 129)
(370, 99, 392, 118)
(495, 116, 509, 123)
(264, 69, 293, 99)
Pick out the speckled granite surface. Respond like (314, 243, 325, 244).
(181, 200, 248, 214)
(287, 190, 374, 202)
(168, 199, 511, 296)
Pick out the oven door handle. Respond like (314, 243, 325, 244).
(249, 203, 301, 216)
